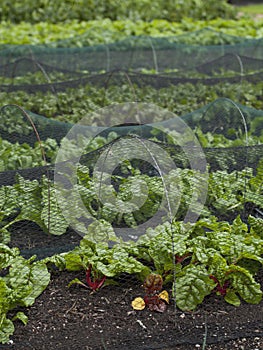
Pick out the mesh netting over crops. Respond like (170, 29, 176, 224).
(0, 29, 263, 92)
(0, 29, 263, 349)
(0, 28, 262, 258)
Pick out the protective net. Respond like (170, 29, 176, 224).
(0, 29, 263, 349)
(0, 29, 263, 89)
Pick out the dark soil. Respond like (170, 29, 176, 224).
(1, 223, 263, 350)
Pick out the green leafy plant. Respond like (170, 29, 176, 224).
(0, 244, 50, 344)
(0, 137, 58, 171)
(68, 264, 107, 292)
(132, 273, 169, 313)
(0, 175, 68, 243)
(133, 216, 263, 310)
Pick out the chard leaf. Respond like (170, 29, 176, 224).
(12, 312, 28, 325)
(63, 249, 86, 271)
(245, 191, 263, 209)
(96, 247, 149, 277)
(67, 278, 87, 288)
(0, 228, 11, 245)
(207, 253, 228, 283)
(191, 236, 217, 263)
(147, 221, 190, 274)
(224, 289, 240, 307)
(22, 262, 50, 306)
(42, 254, 66, 270)
(0, 186, 19, 221)
(14, 175, 43, 227)
(0, 244, 20, 269)
(0, 316, 14, 345)
(41, 176, 68, 235)
(237, 252, 263, 265)
(227, 264, 262, 304)
(176, 265, 216, 311)
(248, 216, 263, 238)
(84, 220, 118, 244)
(231, 215, 248, 235)
(7, 259, 50, 307)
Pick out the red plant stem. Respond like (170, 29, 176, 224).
(175, 252, 191, 264)
(86, 265, 106, 291)
(209, 275, 230, 296)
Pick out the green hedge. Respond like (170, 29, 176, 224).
(0, 0, 236, 23)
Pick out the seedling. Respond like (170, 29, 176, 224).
(132, 273, 169, 313)
(68, 265, 106, 292)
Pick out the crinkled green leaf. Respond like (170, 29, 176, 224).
(14, 175, 43, 228)
(0, 316, 14, 344)
(96, 246, 149, 277)
(248, 216, 263, 238)
(0, 228, 11, 245)
(207, 253, 228, 283)
(84, 220, 119, 244)
(7, 258, 50, 307)
(41, 254, 66, 270)
(0, 186, 19, 221)
(228, 264, 262, 304)
(231, 215, 248, 235)
(0, 244, 20, 269)
(41, 176, 68, 235)
(176, 265, 216, 311)
(63, 249, 86, 271)
(224, 289, 240, 307)
(12, 312, 28, 325)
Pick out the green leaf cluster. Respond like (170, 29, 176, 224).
(1, 81, 263, 125)
(0, 244, 50, 343)
(134, 216, 263, 310)
(0, 1, 235, 24)
(48, 214, 263, 312)
(0, 162, 262, 342)
(0, 18, 262, 46)
(0, 137, 58, 171)
(1, 160, 262, 243)
(0, 175, 68, 242)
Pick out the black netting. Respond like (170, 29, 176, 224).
(0, 28, 262, 350)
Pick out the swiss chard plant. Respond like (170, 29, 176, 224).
(131, 216, 263, 311)
(63, 220, 151, 291)
(132, 273, 169, 313)
(0, 244, 50, 344)
(0, 174, 69, 243)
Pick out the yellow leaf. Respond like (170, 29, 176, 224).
(159, 290, 169, 304)
(131, 297, 145, 310)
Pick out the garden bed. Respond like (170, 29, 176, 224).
(2, 226, 263, 350)
(1, 268, 262, 350)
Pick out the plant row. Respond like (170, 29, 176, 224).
(1, 80, 263, 126)
(1, 159, 262, 240)
(1, 209, 262, 342)
(0, 18, 262, 46)
(0, 0, 235, 24)
(1, 122, 263, 172)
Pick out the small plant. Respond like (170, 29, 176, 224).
(132, 273, 169, 313)
(68, 264, 107, 292)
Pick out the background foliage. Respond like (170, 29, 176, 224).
(0, 0, 236, 23)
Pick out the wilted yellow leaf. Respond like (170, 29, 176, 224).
(159, 290, 169, 304)
(131, 297, 145, 310)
